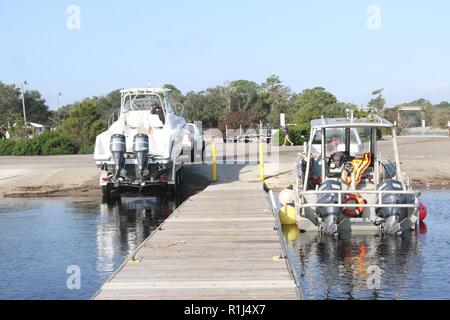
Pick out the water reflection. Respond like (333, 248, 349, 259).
(0, 192, 185, 299)
(283, 225, 424, 300)
(283, 191, 450, 300)
(94, 194, 183, 274)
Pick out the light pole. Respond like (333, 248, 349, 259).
(56, 92, 62, 126)
(57, 92, 62, 109)
(21, 80, 28, 124)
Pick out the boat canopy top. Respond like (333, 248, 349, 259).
(120, 88, 172, 95)
(310, 116, 394, 129)
(120, 88, 174, 113)
(120, 87, 172, 95)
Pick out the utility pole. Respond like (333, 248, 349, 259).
(21, 80, 28, 124)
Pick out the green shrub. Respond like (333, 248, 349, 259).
(78, 143, 94, 154)
(41, 133, 77, 155)
(0, 132, 77, 156)
(277, 124, 311, 146)
(11, 139, 42, 155)
(0, 139, 16, 156)
(58, 100, 106, 150)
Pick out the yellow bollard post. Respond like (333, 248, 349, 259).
(212, 142, 217, 182)
(259, 142, 264, 181)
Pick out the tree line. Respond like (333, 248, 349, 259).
(45, 75, 377, 132)
(1, 76, 450, 155)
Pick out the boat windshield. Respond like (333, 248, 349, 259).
(312, 127, 371, 156)
(122, 95, 164, 112)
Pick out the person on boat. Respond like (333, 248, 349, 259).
(151, 103, 165, 124)
(283, 126, 293, 146)
(327, 135, 341, 154)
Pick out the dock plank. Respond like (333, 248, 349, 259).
(94, 181, 299, 300)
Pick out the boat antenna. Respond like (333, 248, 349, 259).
(147, 79, 151, 87)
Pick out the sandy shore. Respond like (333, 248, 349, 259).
(377, 137, 450, 188)
(0, 154, 213, 198)
(0, 136, 449, 197)
(0, 155, 99, 197)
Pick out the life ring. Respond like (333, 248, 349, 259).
(343, 193, 366, 217)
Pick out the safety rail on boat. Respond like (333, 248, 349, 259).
(108, 108, 121, 128)
(297, 189, 421, 208)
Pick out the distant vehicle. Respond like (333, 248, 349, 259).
(223, 135, 239, 143)
(182, 123, 205, 162)
(94, 88, 186, 196)
(223, 126, 272, 144)
(258, 126, 272, 144)
(223, 128, 241, 143)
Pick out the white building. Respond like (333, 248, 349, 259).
(29, 122, 44, 136)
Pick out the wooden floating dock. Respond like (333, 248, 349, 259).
(94, 181, 299, 300)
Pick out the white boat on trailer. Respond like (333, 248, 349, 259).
(94, 87, 186, 196)
(293, 114, 421, 237)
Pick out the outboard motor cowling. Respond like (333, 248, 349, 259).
(376, 179, 406, 236)
(110, 134, 126, 178)
(317, 180, 342, 236)
(317, 180, 342, 218)
(133, 134, 149, 176)
(376, 179, 407, 219)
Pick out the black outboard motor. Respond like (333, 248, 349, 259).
(133, 134, 149, 178)
(376, 179, 406, 236)
(110, 134, 126, 179)
(317, 180, 342, 236)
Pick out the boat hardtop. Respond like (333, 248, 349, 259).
(310, 116, 394, 129)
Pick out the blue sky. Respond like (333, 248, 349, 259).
(1, 0, 450, 109)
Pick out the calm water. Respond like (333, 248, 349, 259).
(0, 194, 184, 300)
(282, 190, 450, 299)
(1, 190, 449, 300)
